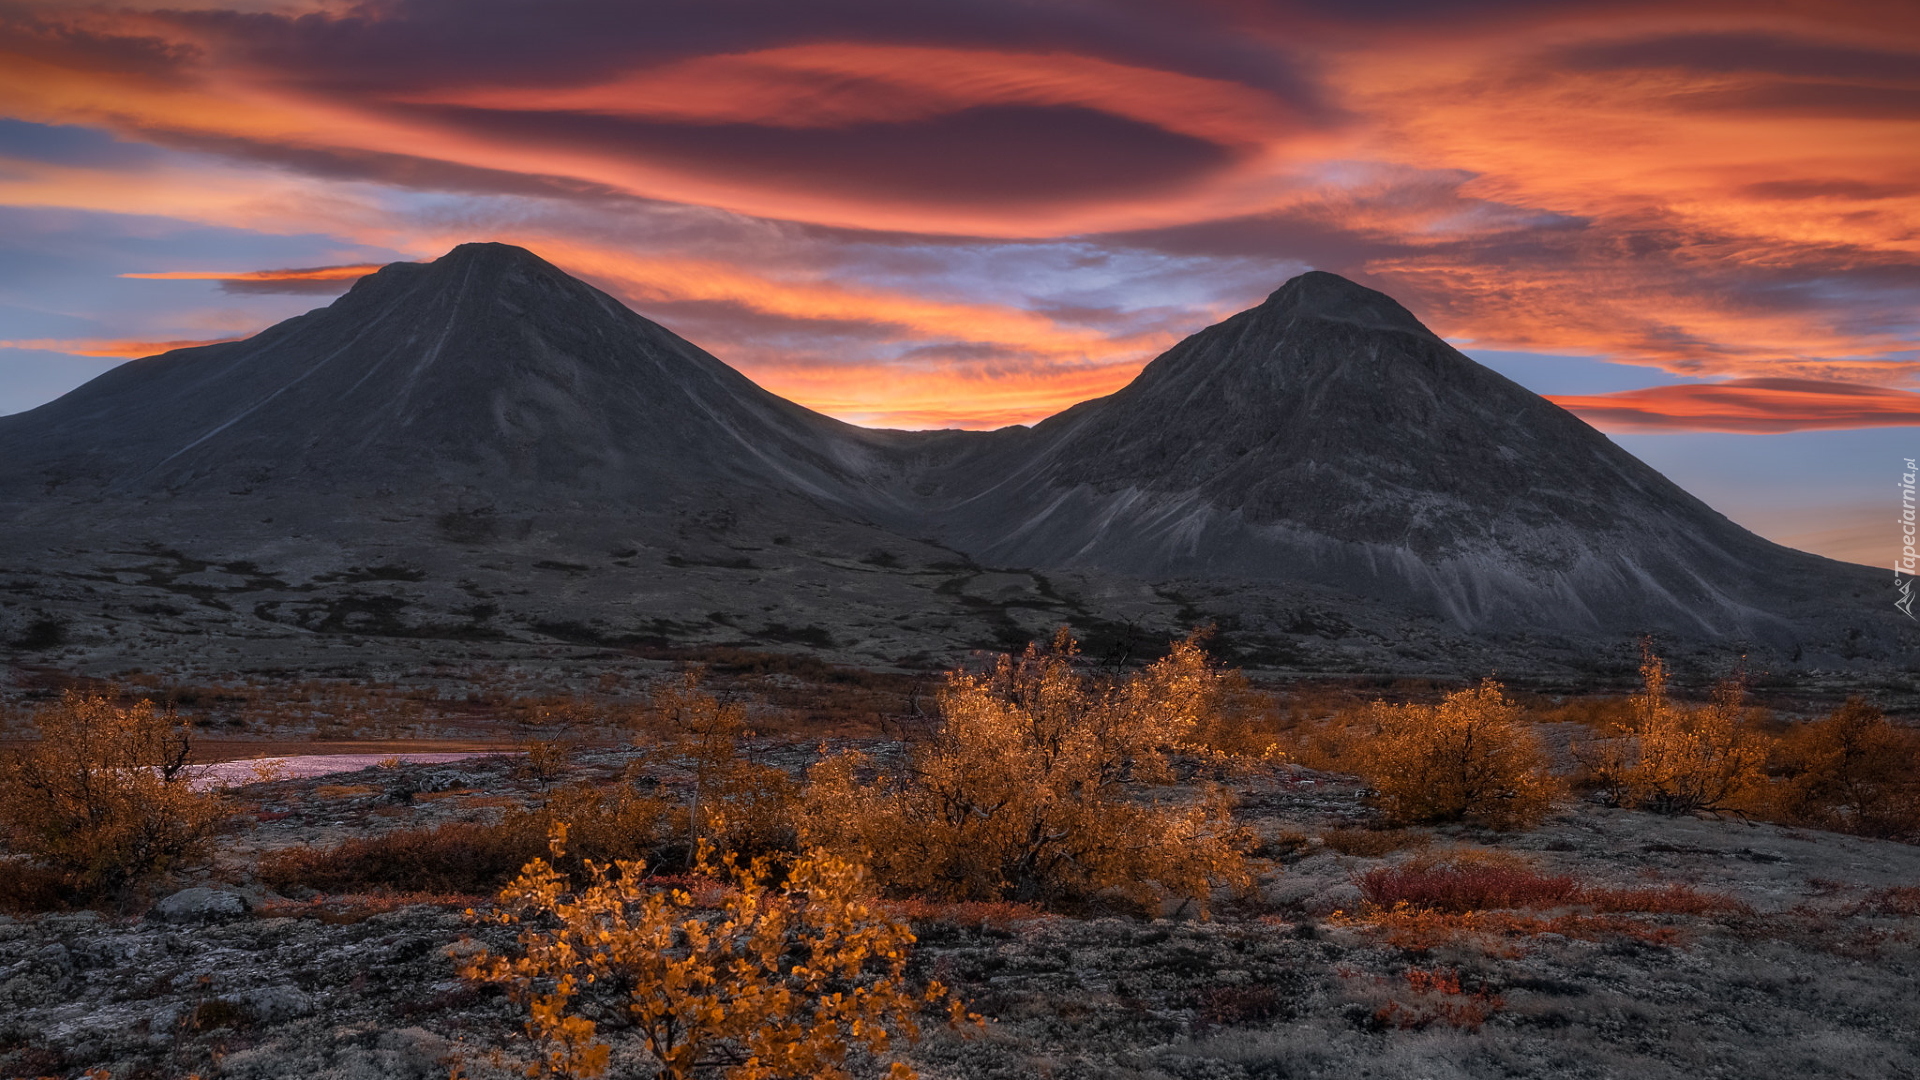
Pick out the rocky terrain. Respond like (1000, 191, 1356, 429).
(3, 750, 1917, 1080)
(0, 243, 1907, 682)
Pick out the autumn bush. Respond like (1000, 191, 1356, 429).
(0, 690, 228, 896)
(799, 632, 1255, 912)
(1576, 646, 1766, 816)
(635, 667, 799, 857)
(1768, 697, 1920, 839)
(461, 827, 969, 1079)
(1344, 681, 1557, 829)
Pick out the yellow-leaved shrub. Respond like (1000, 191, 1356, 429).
(1578, 646, 1766, 816)
(1771, 697, 1920, 839)
(0, 691, 228, 893)
(462, 826, 967, 1080)
(798, 631, 1254, 912)
(635, 668, 798, 859)
(1348, 681, 1557, 829)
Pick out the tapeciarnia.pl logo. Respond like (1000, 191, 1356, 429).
(1899, 457, 1917, 620)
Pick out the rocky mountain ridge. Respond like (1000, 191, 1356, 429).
(0, 243, 1904, 677)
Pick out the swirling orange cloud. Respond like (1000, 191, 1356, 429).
(0, 0, 1914, 436)
(1551, 379, 1920, 433)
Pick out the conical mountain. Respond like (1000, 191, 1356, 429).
(0, 243, 872, 505)
(910, 271, 1863, 636)
(0, 247, 1888, 662)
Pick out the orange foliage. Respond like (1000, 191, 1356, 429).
(1346, 681, 1558, 829)
(1771, 698, 1920, 839)
(461, 827, 971, 1079)
(800, 632, 1254, 911)
(0, 691, 228, 894)
(1578, 645, 1765, 816)
(1371, 967, 1504, 1031)
(637, 668, 799, 857)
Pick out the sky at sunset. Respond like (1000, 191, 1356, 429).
(0, 0, 1915, 566)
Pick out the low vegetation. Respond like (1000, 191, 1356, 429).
(1344, 681, 1558, 829)
(462, 827, 969, 1080)
(0, 690, 228, 900)
(4, 635, 1919, 1078)
(799, 632, 1256, 912)
(1770, 696, 1920, 838)
(1575, 646, 1768, 815)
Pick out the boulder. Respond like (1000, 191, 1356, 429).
(148, 887, 250, 924)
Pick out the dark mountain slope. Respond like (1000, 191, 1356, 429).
(904, 272, 1871, 637)
(0, 246, 1897, 670)
(0, 243, 883, 507)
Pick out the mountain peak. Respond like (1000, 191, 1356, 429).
(1260, 269, 1433, 336)
(438, 240, 550, 269)
(0, 240, 860, 501)
(339, 243, 562, 298)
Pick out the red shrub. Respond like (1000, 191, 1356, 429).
(1371, 967, 1504, 1031)
(1357, 863, 1581, 912)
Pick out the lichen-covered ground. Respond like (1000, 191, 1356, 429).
(3, 751, 1917, 1080)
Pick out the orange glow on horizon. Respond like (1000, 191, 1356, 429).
(120, 264, 383, 282)
(0, 337, 245, 358)
(1551, 379, 1920, 434)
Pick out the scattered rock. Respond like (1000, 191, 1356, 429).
(220, 983, 316, 1024)
(148, 887, 250, 924)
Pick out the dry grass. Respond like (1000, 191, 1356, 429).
(1853, 886, 1920, 917)
(1320, 827, 1429, 857)
(253, 891, 484, 924)
(880, 898, 1049, 932)
(258, 821, 548, 895)
(259, 782, 670, 894)
(1585, 883, 1750, 916)
(310, 784, 380, 799)
(1334, 846, 1747, 955)
(1338, 904, 1686, 956)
